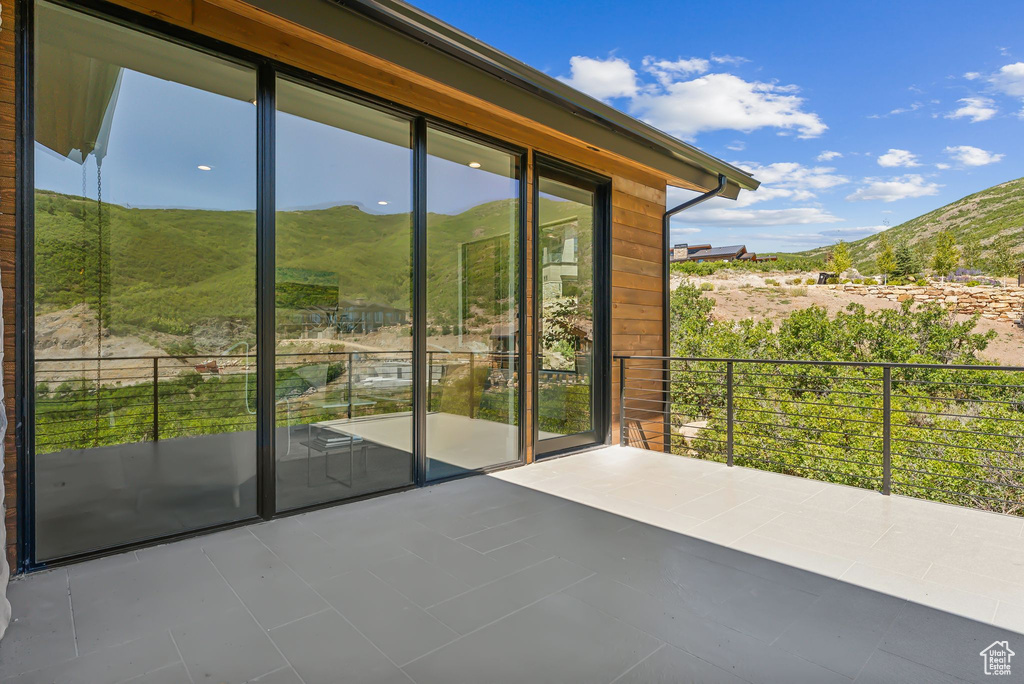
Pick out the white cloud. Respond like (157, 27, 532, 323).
(750, 225, 886, 244)
(725, 140, 746, 151)
(817, 150, 842, 161)
(631, 73, 827, 139)
(558, 56, 638, 100)
(642, 57, 709, 86)
(876, 148, 921, 168)
(711, 54, 750, 66)
(964, 71, 982, 80)
(990, 62, 1024, 97)
(846, 175, 942, 202)
(676, 205, 842, 226)
(736, 161, 848, 192)
(672, 227, 702, 235)
(935, 162, 951, 169)
(944, 145, 1004, 166)
(945, 96, 998, 122)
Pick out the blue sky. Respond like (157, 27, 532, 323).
(417, 0, 1024, 253)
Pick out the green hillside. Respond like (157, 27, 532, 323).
(793, 176, 1024, 273)
(34, 190, 579, 348)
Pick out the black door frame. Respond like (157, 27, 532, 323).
(532, 155, 611, 458)
(15, 0, 528, 571)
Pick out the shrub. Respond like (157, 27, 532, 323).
(805, 278, 816, 285)
(699, 282, 714, 292)
(765, 278, 780, 286)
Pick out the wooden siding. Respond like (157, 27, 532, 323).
(2, 0, 677, 566)
(2, 0, 16, 569)
(610, 175, 666, 450)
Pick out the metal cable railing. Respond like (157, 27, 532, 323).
(617, 355, 1024, 516)
(34, 350, 522, 455)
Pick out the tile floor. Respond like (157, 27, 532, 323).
(1, 445, 1022, 683)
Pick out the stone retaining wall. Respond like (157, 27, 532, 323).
(824, 283, 1024, 322)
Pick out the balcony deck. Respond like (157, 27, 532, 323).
(2, 446, 1022, 683)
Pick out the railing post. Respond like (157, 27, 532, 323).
(347, 352, 354, 420)
(469, 353, 475, 419)
(152, 357, 159, 442)
(726, 361, 734, 466)
(427, 352, 433, 412)
(619, 358, 626, 446)
(882, 365, 891, 495)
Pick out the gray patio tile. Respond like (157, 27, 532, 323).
(250, 666, 304, 684)
(123, 662, 192, 683)
(710, 576, 821, 643)
(403, 592, 662, 684)
(8, 631, 180, 684)
(774, 582, 907, 679)
(66, 550, 139, 581)
(68, 551, 242, 653)
(416, 508, 492, 539)
(685, 537, 836, 596)
(613, 644, 748, 684)
(428, 556, 593, 634)
(202, 533, 327, 630)
(367, 550, 470, 608)
(397, 528, 505, 586)
(268, 609, 409, 684)
(565, 574, 849, 684)
(853, 649, 967, 684)
(482, 539, 553, 573)
(0, 570, 77, 679)
(454, 512, 545, 552)
(313, 568, 459, 666)
(171, 607, 286, 684)
(879, 601, 1023, 681)
(249, 517, 364, 583)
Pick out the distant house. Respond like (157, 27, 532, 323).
(671, 243, 777, 263)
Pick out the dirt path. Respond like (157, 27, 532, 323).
(672, 271, 1024, 366)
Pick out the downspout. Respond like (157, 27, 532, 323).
(660, 174, 728, 453)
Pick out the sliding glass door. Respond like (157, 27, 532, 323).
(535, 163, 607, 455)
(274, 78, 415, 510)
(424, 128, 523, 481)
(32, 1, 258, 560)
(27, 1, 538, 566)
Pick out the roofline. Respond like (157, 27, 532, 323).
(328, 0, 759, 193)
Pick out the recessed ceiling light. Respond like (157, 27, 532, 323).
(468, 162, 481, 168)
(197, 165, 212, 171)
(377, 201, 389, 206)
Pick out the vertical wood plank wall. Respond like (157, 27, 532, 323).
(610, 174, 666, 450)
(1, 0, 17, 569)
(1, 0, 680, 567)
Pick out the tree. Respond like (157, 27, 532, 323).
(894, 241, 919, 278)
(826, 240, 853, 275)
(930, 230, 960, 281)
(960, 238, 982, 271)
(990, 251, 1024, 279)
(876, 233, 896, 283)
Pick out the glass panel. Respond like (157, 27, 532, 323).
(537, 176, 595, 439)
(425, 129, 520, 481)
(32, 1, 257, 560)
(274, 79, 414, 509)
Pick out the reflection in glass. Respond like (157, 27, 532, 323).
(274, 79, 414, 510)
(32, 1, 257, 560)
(537, 177, 595, 438)
(425, 129, 520, 480)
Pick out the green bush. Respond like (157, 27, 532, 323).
(666, 283, 1022, 516)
